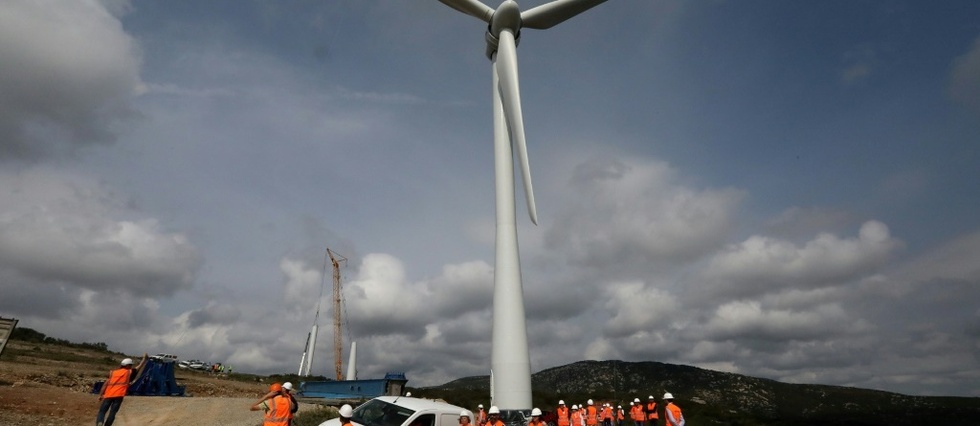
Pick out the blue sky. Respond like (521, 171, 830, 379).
(2, 0, 979, 398)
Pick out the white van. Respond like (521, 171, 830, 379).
(318, 396, 470, 426)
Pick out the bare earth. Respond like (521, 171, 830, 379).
(0, 340, 318, 426)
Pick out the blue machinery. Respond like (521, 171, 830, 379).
(91, 359, 186, 396)
(298, 372, 407, 401)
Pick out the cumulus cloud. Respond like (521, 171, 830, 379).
(702, 221, 901, 297)
(545, 157, 743, 268)
(0, 168, 202, 303)
(0, 0, 143, 159)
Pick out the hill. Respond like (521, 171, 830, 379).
(413, 360, 980, 426)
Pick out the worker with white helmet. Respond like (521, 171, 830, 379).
(95, 352, 148, 426)
(615, 405, 625, 426)
(339, 404, 355, 426)
(571, 405, 583, 426)
(556, 400, 570, 426)
(629, 398, 644, 426)
(663, 393, 683, 426)
(486, 406, 504, 426)
(529, 408, 545, 426)
(460, 410, 473, 426)
(585, 399, 598, 426)
(644, 396, 658, 426)
(477, 404, 487, 426)
(281, 382, 299, 425)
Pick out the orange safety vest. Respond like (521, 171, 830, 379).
(629, 405, 643, 421)
(557, 406, 570, 426)
(616, 408, 625, 421)
(601, 406, 611, 420)
(530, 420, 546, 426)
(664, 403, 682, 426)
(102, 368, 131, 398)
(586, 406, 598, 425)
(645, 402, 658, 420)
(478, 410, 487, 425)
(263, 395, 291, 426)
(571, 410, 582, 426)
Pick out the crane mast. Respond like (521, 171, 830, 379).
(327, 249, 347, 381)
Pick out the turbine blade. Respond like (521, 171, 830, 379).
(437, 0, 494, 23)
(521, 0, 608, 30)
(495, 29, 538, 225)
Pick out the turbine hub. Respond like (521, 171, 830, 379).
(486, 1, 522, 59)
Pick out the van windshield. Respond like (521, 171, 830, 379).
(353, 399, 416, 426)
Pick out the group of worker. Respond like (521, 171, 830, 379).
(557, 395, 683, 426)
(470, 394, 684, 426)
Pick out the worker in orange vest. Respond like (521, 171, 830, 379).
(662, 393, 683, 426)
(486, 406, 505, 426)
(556, 400, 570, 426)
(600, 403, 612, 426)
(585, 399, 598, 426)
(571, 404, 583, 426)
(616, 405, 625, 426)
(629, 399, 644, 426)
(95, 353, 148, 426)
(340, 404, 355, 426)
(644, 396, 659, 426)
(250, 382, 296, 426)
(529, 408, 546, 426)
(477, 404, 488, 426)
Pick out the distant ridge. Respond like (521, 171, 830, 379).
(421, 360, 980, 425)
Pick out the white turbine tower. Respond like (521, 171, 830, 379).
(437, 0, 608, 412)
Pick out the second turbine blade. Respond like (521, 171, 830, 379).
(495, 29, 538, 225)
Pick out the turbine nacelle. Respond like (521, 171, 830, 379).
(486, 1, 522, 59)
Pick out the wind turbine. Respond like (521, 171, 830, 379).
(437, 0, 608, 412)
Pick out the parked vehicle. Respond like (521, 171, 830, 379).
(317, 396, 469, 426)
(150, 353, 178, 362)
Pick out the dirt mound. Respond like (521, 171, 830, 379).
(0, 339, 310, 426)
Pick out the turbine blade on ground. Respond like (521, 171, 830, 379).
(495, 29, 538, 225)
(521, 0, 608, 30)
(437, 0, 494, 23)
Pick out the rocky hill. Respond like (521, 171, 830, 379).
(415, 360, 980, 426)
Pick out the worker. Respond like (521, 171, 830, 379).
(95, 353, 148, 426)
(644, 396, 658, 426)
(585, 399, 598, 426)
(340, 404, 354, 426)
(282, 382, 299, 425)
(570, 404, 582, 426)
(460, 410, 473, 426)
(250, 383, 295, 426)
(629, 400, 643, 426)
(477, 404, 487, 426)
(600, 403, 612, 426)
(556, 400, 570, 426)
(486, 406, 505, 426)
(529, 408, 546, 426)
(663, 393, 683, 426)
(616, 405, 625, 426)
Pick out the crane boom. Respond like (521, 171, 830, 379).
(326, 248, 347, 381)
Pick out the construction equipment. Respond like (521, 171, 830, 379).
(298, 248, 347, 378)
(0, 317, 18, 358)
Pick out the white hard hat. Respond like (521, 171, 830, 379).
(406, 392, 412, 397)
(648, 395, 655, 399)
(629, 402, 633, 406)
(663, 393, 674, 400)
(121, 358, 134, 366)
(559, 400, 565, 405)
(488, 406, 500, 415)
(460, 411, 470, 418)
(479, 404, 484, 409)
(587, 399, 593, 405)
(571, 405, 578, 410)
(282, 382, 293, 390)
(617, 406, 622, 409)
(340, 404, 354, 418)
(633, 398, 640, 403)
(531, 408, 542, 417)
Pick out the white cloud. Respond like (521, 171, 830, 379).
(703, 221, 901, 297)
(0, 0, 142, 158)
